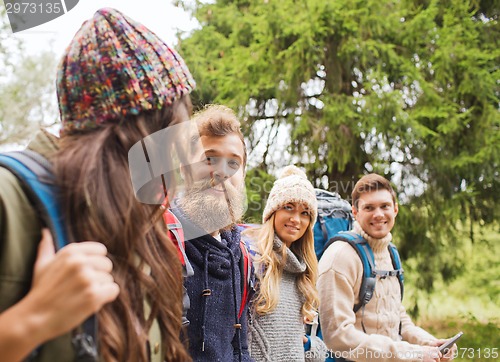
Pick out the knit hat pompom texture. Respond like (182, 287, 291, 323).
(262, 165, 318, 224)
(57, 7, 195, 133)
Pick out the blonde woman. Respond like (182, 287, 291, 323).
(244, 166, 327, 362)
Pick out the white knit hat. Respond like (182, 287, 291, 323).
(262, 165, 318, 224)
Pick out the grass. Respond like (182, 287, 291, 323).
(421, 317, 499, 362)
(404, 226, 500, 361)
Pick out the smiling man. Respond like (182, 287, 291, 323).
(177, 111, 246, 236)
(317, 173, 456, 362)
(171, 105, 253, 362)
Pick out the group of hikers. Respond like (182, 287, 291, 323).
(0, 8, 458, 362)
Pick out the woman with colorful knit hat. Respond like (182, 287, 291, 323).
(244, 165, 327, 362)
(0, 8, 195, 362)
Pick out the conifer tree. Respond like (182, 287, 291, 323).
(179, 0, 499, 298)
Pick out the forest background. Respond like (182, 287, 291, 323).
(1, 1, 498, 360)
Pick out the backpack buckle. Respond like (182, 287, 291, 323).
(72, 333, 98, 362)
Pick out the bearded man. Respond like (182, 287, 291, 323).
(171, 105, 253, 362)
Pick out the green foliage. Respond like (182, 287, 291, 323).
(453, 228, 500, 304)
(245, 167, 276, 223)
(177, 0, 500, 292)
(0, 7, 19, 73)
(423, 316, 499, 362)
(403, 225, 500, 320)
(403, 227, 499, 360)
(0, 10, 58, 147)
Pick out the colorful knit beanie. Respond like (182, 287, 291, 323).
(262, 165, 318, 224)
(57, 7, 195, 133)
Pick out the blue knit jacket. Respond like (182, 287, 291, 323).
(172, 207, 253, 362)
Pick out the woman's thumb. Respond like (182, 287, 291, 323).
(34, 228, 56, 273)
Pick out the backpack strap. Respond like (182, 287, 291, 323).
(0, 150, 69, 248)
(323, 231, 376, 335)
(163, 207, 194, 277)
(238, 240, 255, 319)
(321, 230, 405, 339)
(328, 231, 377, 313)
(388, 242, 404, 300)
(0, 150, 98, 362)
(387, 242, 404, 338)
(317, 214, 328, 242)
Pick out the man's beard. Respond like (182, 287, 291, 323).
(178, 178, 246, 234)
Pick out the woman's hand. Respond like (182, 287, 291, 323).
(30, 228, 120, 339)
(0, 229, 120, 362)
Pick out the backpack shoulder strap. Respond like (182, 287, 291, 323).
(317, 214, 328, 242)
(0, 150, 98, 361)
(324, 231, 377, 313)
(163, 208, 194, 277)
(388, 242, 404, 300)
(0, 150, 69, 248)
(238, 240, 255, 319)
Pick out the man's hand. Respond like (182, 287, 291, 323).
(433, 339, 457, 361)
(422, 345, 441, 362)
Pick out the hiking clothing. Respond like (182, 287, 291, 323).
(248, 236, 327, 362)
(0, 131, 164, 362)
(172, 205, 252, 362)
(317, 222, 437, 362)
(0, 131, 73, 362)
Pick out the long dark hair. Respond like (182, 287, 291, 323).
(53, 95, 192, 362)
